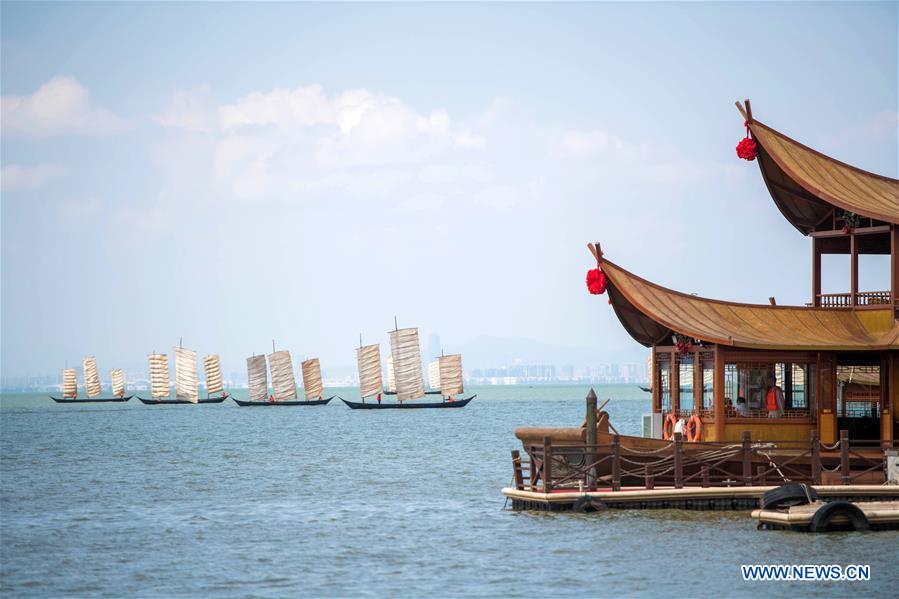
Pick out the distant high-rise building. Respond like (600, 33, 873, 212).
(428, 333, 441, 361)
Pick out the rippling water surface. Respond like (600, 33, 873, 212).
(2, 385, 896, 597)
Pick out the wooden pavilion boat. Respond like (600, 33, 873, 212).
(233, 346, 334, 406)
(342, 326, 475, 409)
(515, 100, 898, 487)
(137, 344, 228, 404)
(50, 358, 132, 403)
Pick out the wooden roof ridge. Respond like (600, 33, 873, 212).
(598, 255, 899, 350)
(735, 100, 899, 228)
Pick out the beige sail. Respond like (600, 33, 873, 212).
(110, 369, 125, 397)
(174, 346, 199, 403)
(428, 360, 441, 391)
(268, 350, 298, 400)
(438, 354, 464, 397)
(301, 358, 324, 400)
(247, 355, 268, 402)
(82, 356, 102, 398)
(204, 354, 224, 395)
(356, 344, 383, 398)
(386, 354, 396, 393)
(63, 368, 78, 397)
(389, 327, 424, 401)
(148, 353, 170, 398)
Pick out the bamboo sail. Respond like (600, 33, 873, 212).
(174, 346, 199, 403)
(438, 354, 464, 397)
(386, 354, 396, 393)
(268, 350, 298, 401)
(301, 358, 324, 400)
(82, 357, 102, 398)
(388, 327, 424, 401)
(204, 354, 224, 396)
(110, 369, 125, 397)
(428, 360, 441, 391)
(247, 355, 268, 402)
(63, 368, 78, 398)
(356, 344, 383, 398)
(148, 353, 170, 398)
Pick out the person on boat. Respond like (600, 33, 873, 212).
(673, 417, 686, 438)
(376, 392, 381, 405)
(766, 378, 784, 418)
(735, 397, 748, 416)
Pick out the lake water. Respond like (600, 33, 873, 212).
(1, 385, 896, 597)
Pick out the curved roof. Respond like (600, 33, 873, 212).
(601, 258, 899, 351)
(737, 102, 899, 233)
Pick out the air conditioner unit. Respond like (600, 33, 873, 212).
(643, 412, 662, 439)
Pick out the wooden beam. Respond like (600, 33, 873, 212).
(714, 345, 725, 442)
(892, 225, 898, 319)
(851, 233, 858, 306)
(812, 237, 822, 307)
(810, 225, 891, 238)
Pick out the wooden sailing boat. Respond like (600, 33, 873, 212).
(233, 343, 334, 406)
(137, 342, 228, 404)
(50, 357, 132, 403)
(342, 322, 475, 409)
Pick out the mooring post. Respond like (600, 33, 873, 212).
(741, 431, 752, 486)
(810, 430, 821, 485)
(674, 432, 683, 489)
(586, 388, 598, 490)
(611, 434, 621, 491)
(528, 447, 537, 491)
(644, 464, 654, 490)
(511, 450, 524, 491)
(543, 436, 553, 493)
(701, 464, 710, 488)
(840, 429, 850, 485)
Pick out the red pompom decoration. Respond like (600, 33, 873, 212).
(586, 268, 607, 295)
(736, 136, 757, 161)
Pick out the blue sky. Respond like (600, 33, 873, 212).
(2, 2, 897, 379)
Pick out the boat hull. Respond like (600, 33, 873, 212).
(341, 395, 475, 409)
(232, 396, 335, 407)
(137, 395, 228, 405)
(50, 395, 133, 403)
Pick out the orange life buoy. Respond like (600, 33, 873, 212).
(686, 415, 702, 442)
(663, 413, 677, 440)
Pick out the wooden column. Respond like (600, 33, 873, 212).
(651, 348, 660, 413)
(850, 233, 858, 306)
(812, 237, 822, 307)
(671, 353, 680, 416)
(714, 345, 725, 442)
(892, 225, 898, 318)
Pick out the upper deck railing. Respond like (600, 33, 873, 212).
(811, 290, 892, 308)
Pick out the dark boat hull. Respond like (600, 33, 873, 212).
(232, 396, 335, 407)
(341, 395, 475, 409)
(137, 395, 228, 405)
(50, 396, 133, 403)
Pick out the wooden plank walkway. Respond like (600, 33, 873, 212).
(753, 501, 899, 531)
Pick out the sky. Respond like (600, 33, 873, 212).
(1, 2, 897, 380)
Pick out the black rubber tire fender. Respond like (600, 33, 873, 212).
(809, 501, 869, 532)
(572, 496, 607, 513)
(761, 483, 818, 509)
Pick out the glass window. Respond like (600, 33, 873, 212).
(702, 356, 714, 410)
(679, 356, 694, 412)
(724, 361, 816, 419)
(658, 358, 671, 412)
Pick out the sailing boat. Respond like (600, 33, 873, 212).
(137, 342, 228, 404)
(232, 344, 334, 406)
(50, 357, 132, 403)
(341, 323, 475, 409)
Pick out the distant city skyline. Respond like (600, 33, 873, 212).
(2, 2, 896, 379)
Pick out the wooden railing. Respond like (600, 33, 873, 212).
(815, 290, 891, 308)
(512, 430, 892, 492)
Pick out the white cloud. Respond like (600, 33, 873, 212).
(1, 77, 127, 137)
(473, 185, 519, 209)
(1, 163, 65, 191)
(454, 131, 486, 148)
(418, 164, 491, 184)
(60, 197, 100, 218)
(153, 86, 214, 133)
(562, 129, 624, 153)
(400, 192, 444, 211)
